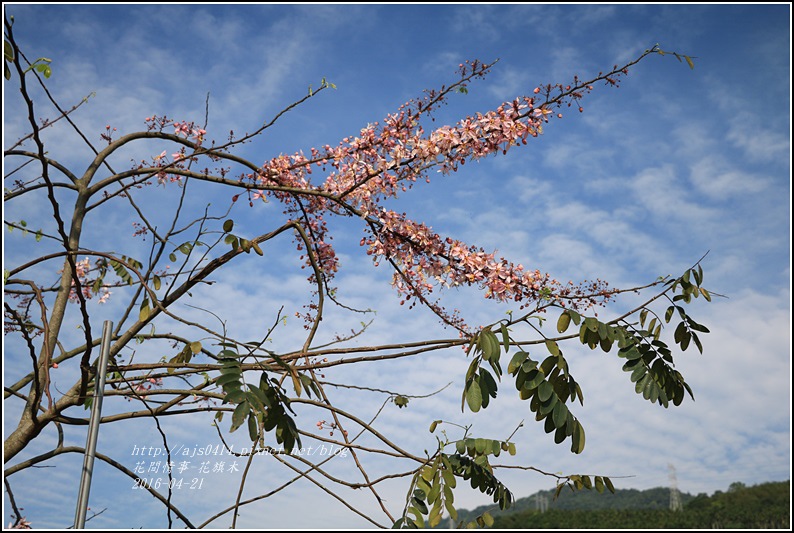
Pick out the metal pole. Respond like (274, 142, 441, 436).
(73, 320, 113, 529)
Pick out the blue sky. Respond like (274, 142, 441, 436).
(2, 3, 791, 529)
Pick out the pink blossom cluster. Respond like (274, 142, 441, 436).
(7, 517, 31, 529)
(62, 258, 111, 304)
(144, 117, 207, 185)
(172, 121, 206, 144)
(243, 80, 553, 290)
(240, 66, 614, 326)
(144, 116, 206, 145)
(244, 152, 340, 287)
(315, 419, 348, 438)
(127, 377, 164, 399)
(361, 209, 611, 315)
(149, 59, 631, 329)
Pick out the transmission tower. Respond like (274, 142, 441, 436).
(534, 492, 549, 513)
(668, 463, 683, 511)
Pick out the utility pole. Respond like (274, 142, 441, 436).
(73, 321, 114, 529)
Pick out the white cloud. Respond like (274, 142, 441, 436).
(689, 156, 771, 200)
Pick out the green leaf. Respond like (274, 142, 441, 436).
(139, 298, 151, 322)
(480, 368, 498, 398)
(553, 424, 567, 444)
(482, 512, 494, 527)
(223, 219, 234, 232)
(537, 381, 553, 402)
(231, 401, 249, 432)
(635, 373, 650, 394)
(480, 329, 500, 361)
(520, 359, 538, 373)
(540, 391, 558, 416)
(442, 468, 456, 489)
(604, 477, 615, 493)
(500, 323, 510, 352)
(599, 336, 613, 353)
(465, 380, 482, 413)
(444, 494, 458, 521)
(291, 372, 303, 397)
(247, 383, 270, 408)
(224, 389, 246, 404)
(247, 412, 259, 441)
(683, 381, 695, 400)
(219, 365, 241, 376)
(684, 55, 695, 69)
(692, 332, 703, 354)
(428, 507, 442, 528)
(545, 339, 560, 356)
(597, 321, 609, 341)
(624, 346, 642, 360)
(455, 440, 466, 455)
(245, 388, 266, 414)
(169, 252, 177, 262)
(216, 373, 241, 387)
(474, 438, 487, 454)
(557, 311, 571, 333)
(680, 331, 691, 351)
(574, 381, 584, 407)
(552, 401, 569, 429)
(428, 480, 441, 504)
(412, 496, 429, 515)
(595, 476, 605, 493)
(571, 420, 585, 454)
(407, 507, 425, 528)
(523, 369, 545, 390)
(508, 351, 528, 374)
(540, 355, 556, 376)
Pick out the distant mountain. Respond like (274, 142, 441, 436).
(454, 480, 790, 529)
(455, 484, 694, 524)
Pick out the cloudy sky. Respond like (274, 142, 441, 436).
(2, 3, 790, 529)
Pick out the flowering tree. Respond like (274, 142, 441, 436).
(3, 14, 711, 529)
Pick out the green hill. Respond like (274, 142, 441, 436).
(455, 480, 790, 529)
(456, 484, 694, 524)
